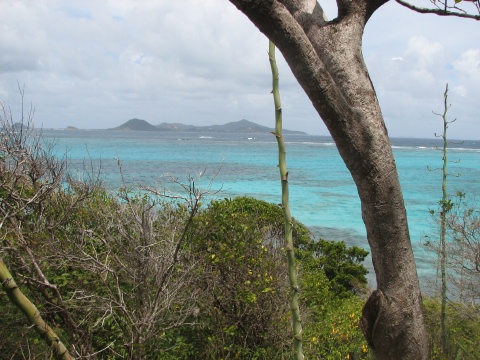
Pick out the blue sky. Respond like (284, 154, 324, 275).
(1, 0, 479, 139)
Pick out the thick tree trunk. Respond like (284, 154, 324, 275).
(228, 0, 429, 358)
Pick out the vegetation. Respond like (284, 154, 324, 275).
(2, 94, 478, 359)
(269, 39, 304, 359)
(229, 2, 478, 357)
(429, 84, 457, 352)
(423, 85, 480, 359)
(1, 100, 372, 358)
(424, 298, 480, 359)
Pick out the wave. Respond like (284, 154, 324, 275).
(285, 141, 336, 146)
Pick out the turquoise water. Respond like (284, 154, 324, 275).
(44, 129, 480, 283)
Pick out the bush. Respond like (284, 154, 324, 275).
(181, 196, 371, 359)
(1, 113, 372, 358)
(187, 197, 295, 358)
(1, 95, 375, 359)
(424, 298, 480, 359)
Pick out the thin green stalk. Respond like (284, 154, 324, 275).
(439, 84, 449, 353)
(429, 84, 458, 354)
(0, 259, 74, 360)
(268, 40, 304, 360)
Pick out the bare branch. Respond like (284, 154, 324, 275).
(395, 0, 480, 20)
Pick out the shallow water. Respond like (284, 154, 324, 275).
(43, 129, 480, 285)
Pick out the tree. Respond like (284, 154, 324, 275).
(226, 1, 478, 358)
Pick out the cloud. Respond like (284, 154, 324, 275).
(0, 1, 478, 139)
(454, 49, 480, 73)
(452, 85, 467, 97)
(405, 36, 444, 67)
(453, 49, 480, 94)
(365, 26, 479, 139)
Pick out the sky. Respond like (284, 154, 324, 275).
(0, 0, 479, 139)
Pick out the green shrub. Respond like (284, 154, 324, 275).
(424, 298, 480, 359)
(179, 196, 370, 359)
(188, 197, 294, 358)
(1, 157, 373, 359)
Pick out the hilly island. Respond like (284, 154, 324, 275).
(110, 118, 306, 135)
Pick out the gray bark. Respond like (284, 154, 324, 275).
(228, 0, 429, 358)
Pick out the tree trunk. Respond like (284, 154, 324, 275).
(228, 0, 429, 358)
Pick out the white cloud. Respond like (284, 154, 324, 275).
(452, 85, 467, 97)
(0, 1, 478, 139)
(453, 49, 480, 92)
(405, 36, 444, 68)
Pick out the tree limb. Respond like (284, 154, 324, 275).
(395, 0, 480, 20)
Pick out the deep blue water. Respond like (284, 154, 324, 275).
(42, 129, 480, 284)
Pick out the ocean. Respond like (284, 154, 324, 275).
(42, 129, 480, 285)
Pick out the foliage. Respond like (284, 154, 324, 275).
(302, 294, 371, 360)
(445, 192, 480, 303)
(1, 105, 372, 358)
(300, 242, 370, 359)
(0, 170, 372, 359)
(186, 196, 370, 359)
(300, 239, 368, 298)
(0, 259, 74, 360)
(188, 196, 296, 358)
(424, 298, 480, 359)
(423, 85, 480, 359)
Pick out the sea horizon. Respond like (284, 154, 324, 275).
(42, 126, 480, 143)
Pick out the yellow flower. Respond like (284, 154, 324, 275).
(362, 344, 368, 353)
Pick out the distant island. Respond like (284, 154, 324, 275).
(110, 118, 307, 135)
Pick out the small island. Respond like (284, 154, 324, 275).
(111, 118, 307, 135)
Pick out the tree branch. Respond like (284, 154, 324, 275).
(395, 0, 480, 20)
(0, 259, 74, 360)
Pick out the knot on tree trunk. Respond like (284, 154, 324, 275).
(361, 289, 427, 359)
(361, 289, 385, 350)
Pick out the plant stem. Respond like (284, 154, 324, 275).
(0, 259, 74, 360)
(268, 40, 304, 360)
(439, 84, 449, 353)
